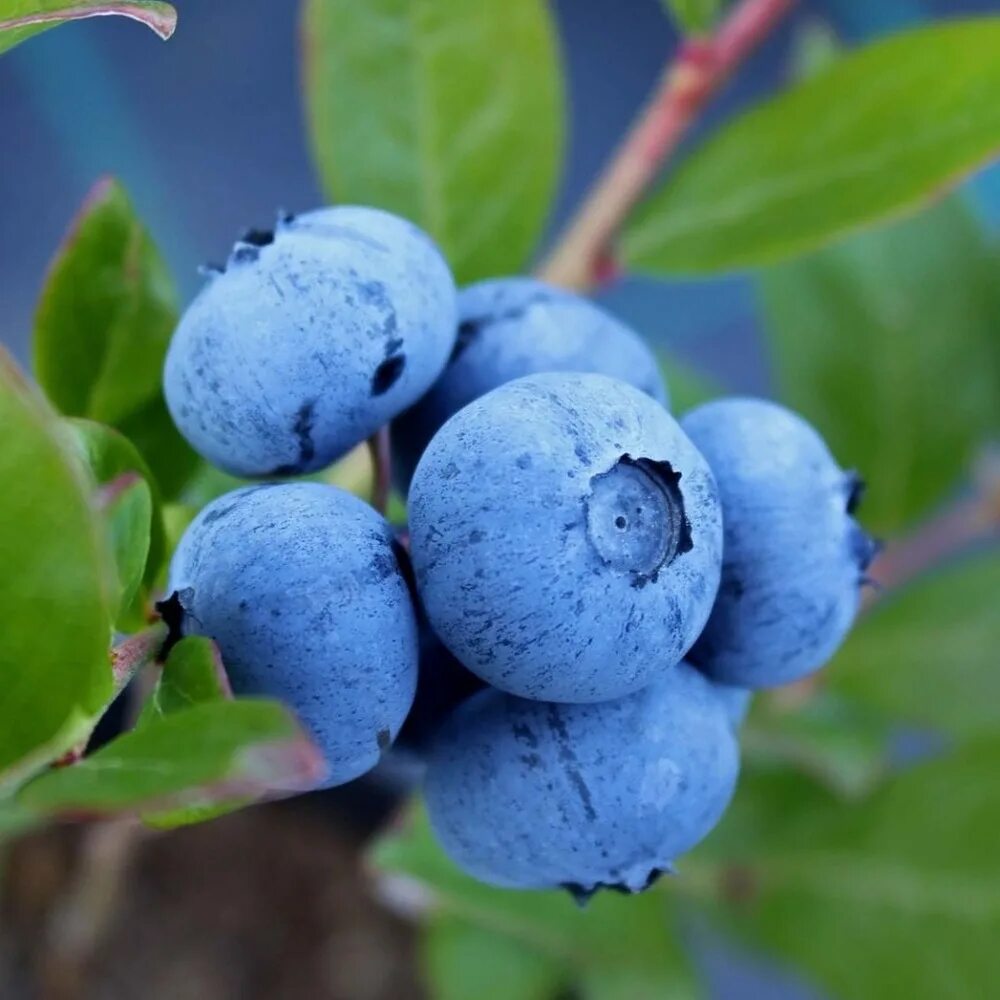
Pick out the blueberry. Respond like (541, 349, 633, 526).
(168, 482, 419, 787)
(714, 683, 753, 729)
(682, 397, 875, 688)
(164, 206, 457, 477)
(424, 661, 740, 893)
(391, 277, 668, 493)
(408, 372, 723, 703)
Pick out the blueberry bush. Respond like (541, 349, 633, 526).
(1, 1, 999, 997)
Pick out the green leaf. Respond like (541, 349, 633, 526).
(301, 0, 564, 283)
(423, 917, 566, 1000)
(743, 694, 893, 800)
(135, 635, 246, 828)
(18, 700, 325, 818)
(373, 803, 702, 999)
(116, 394, 200, 500)
(830, 551, 1000, 743)
(97, 473, 152, 627)
(0, 350, 114, 791)
(68, 417, 166, 593)
(623, 19, 1000, 274)
(137, 636, 230, 728)
(661, 0, 720, 36)
(759, 198, 1000, 535)
(689, 738, 1000, 1000)
(33, 177, 197, 499)
(0, 0, 176, 54)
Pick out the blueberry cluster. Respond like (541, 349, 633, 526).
(165, 205, 874, 895)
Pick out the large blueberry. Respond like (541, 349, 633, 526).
(682, 397, 876, 688)
(168, 482, 419, 787)
(392, 277, 668, 492)
(164, 206, 457, 477)
(408, 372, 722, 703)
(424, 661, 740, 894)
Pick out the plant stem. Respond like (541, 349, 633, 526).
(863, 451, 1000, 607)
(368, 426, 392, 516)
(537, 0, 798, 291)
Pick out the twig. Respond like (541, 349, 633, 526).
(368, 426, 392, 516)
(863, 451, 1000, 608)
(537, 0, 798, 290)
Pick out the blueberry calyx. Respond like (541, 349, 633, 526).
(585, 455, 692, 580)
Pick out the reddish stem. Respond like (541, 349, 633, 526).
(538, 0, 798, 290)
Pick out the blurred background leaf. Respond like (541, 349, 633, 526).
(743, 693, 894, 799)
(759, 197, 1000, 535)
(0, 0, 176, 55)
(623, 19, 1000, 274)
(301, 0, 564, 284)
(690, 738, 1000, 1000)
(661, 0, 721, 36)
(0, 350, 114, 792)
(422, 917, 567, 1000)
(829, 551, 1000, 742)
(33, 176, 198, 499)
(373, 803, 702, 998)
(659, 355, 722, 414)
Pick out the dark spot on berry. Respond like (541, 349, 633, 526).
(845, 470, 866, 515)
(376, 728, 392, 751)
(231, 244, 259, 265)
(371, 354, 406, 396)
(240, 228, 275, 247)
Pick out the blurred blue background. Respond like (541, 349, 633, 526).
(1, 0, 998, 391)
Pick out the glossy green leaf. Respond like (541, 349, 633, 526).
(68, 417, 166, 592)
(33, 177, 197, 499)
(661, 0, 720, 35)
(830, 552, 1000, 742)
(302, 0, 564, 282)
(423, 917, 566, 1000)
(760, 198, 1000, 534)
(0, 0, 176, 54)
(18, 700, 325, 817)
(690, 738, 1000, 1000)
(373, 803, 701, 998)
(137, 636, 230, 728)
(623, 19, 1000, 274)
(98, 474, 152, 627)
(135, 635, 245, 828)
(0, 350, 114, 791)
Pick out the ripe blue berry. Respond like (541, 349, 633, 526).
(714, 683, 752, 729)
(424, 662, 740, 893)
(409, 372, 723, 703)
(168, 482, 419, 786)
(682, 397, 876, 688)
(392, 277, 668, 492)
(164, 206, 457, 477)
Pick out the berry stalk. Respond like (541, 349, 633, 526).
(538, 0, 798, 291)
